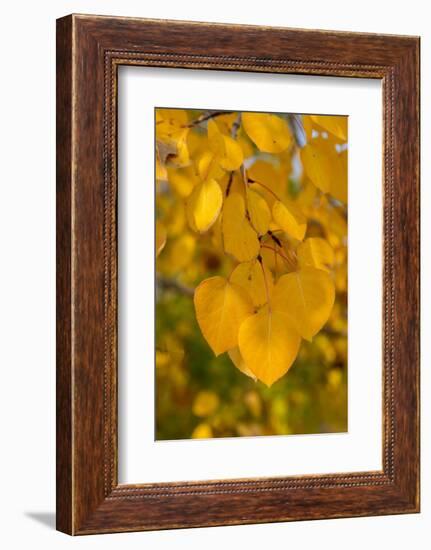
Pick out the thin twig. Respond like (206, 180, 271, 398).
(248, 178, 281, 201)
(186, 110, 235, 128)
(260, 245, 295, 270)
(286, 114, 306, 148)
(231, 113, 241, 138)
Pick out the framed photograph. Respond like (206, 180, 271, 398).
(56, 14, 420, 535)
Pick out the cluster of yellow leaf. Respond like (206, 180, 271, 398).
(156, 109, 347, 387)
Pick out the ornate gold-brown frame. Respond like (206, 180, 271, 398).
(57, 14, 420, 534)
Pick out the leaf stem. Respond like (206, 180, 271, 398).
(248, 178, 281, 201)
(261, 245, 296, 271)
(257, 255, 271, 313)
(225, 171, 234, 197)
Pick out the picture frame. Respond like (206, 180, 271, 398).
(56, 14, 420, 535)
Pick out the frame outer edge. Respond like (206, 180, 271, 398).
(392, 38, 420, 510)
(56, 14, 420, 535)
(56, 14, 74, 535)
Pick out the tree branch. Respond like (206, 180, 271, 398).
(186, 110, 235, 128)
(286, 114, 306, 148)
(157, 275, 194, 297)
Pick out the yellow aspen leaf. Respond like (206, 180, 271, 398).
(296, 179, 317, 212)
(300, 139, 333, 194)
(156, 108, 188, 142)
(172, 139, 189, 166)
(242, 112, 292, 153)
(330, 206, 348, 239)
(197, 150, 225, 181)
(297, 238, 334, 272)
(208, 119, 243, 171)
(222, 192, 260, 262)
(248, 160, 284, 202)
(310, 115, 348, 142)
(155, 221, 167, 257)
(156, 110, 190, 167)
(210, 215, 224, 253)
(230, 260, 273, 308)
(272, 200, 307, 241)
(157, 138, 189, 167)
(301, 138, 347, 204)
(192, 391, 220, 417)
(207, 119, 223, 141)
(219, 170, 244, 198)
(302, 115, 313, 142)
(187, 127, 209, 157)
(186, 179, 223, 233)
(228, 347, 256, 380)
(237, 131, 255, 159)
(210, 112, 238, 135)
(218, 134, 243, 171)
(191, 423, 213, 439)
(194, 276, 254, 356)
(238, 307, 301, 387)
(331, 148, 348, 204)
(247, 189, 271, 235)
(274, 267, 335, 341)
(167, 166, 198, 198)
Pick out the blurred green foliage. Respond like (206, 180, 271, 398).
(156, 289, 347, 440)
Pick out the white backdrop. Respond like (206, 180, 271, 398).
(0, 1, 427, 549)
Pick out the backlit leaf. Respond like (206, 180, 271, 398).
(248, 160, 284, 203)
(238, 307, 301, 387)
(331, 148, 348, 204)
(156, 110, 190, 167)
(156, 109, 188, 142)
(274, 268, 335, 341)
(208, 119, 243, 171)
(300, 139, 333, 194)
(222, 192, 260, 261)
(247, 189, 271, 235)
(186, 179, 223, 233)
(228, 347, 256, 380)
(167, 166, 198, 198)
(242, 113, 292, 153)
(197, 150, 225, 181)
(310, 115, 348, 142)
(272, 200, 307, 241)
(230, 260, 273, 307)
(297, 238, 334, 272)
(300, 138, 347, 204)
(194, 276, 254, 356)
